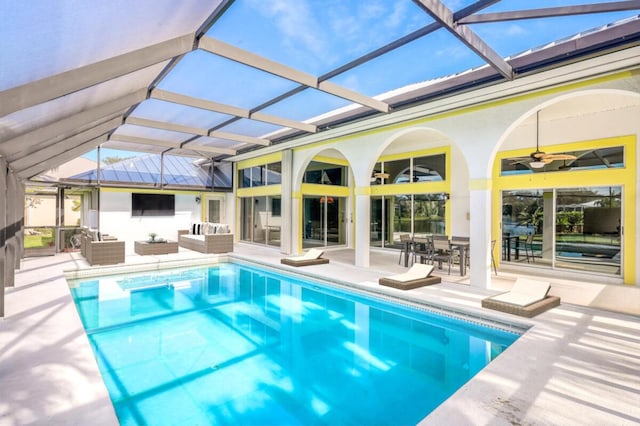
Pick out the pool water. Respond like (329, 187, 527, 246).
(69, 262, 519, 425)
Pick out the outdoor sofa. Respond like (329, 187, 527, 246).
(178, 222, 233, 254)
(81, 229, 125, 266)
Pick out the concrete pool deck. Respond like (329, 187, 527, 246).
(1, 244, 638, 425)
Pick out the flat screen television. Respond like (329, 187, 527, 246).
(132, 193, 175, 217)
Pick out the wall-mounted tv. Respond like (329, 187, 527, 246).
(132, 193, 175, 217)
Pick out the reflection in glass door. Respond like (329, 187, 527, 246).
(501, 187, 621, 276)
(303, 196, 346, 248)
(371, 195, 445, 249)
(502, 190, 546, 264)
(555, 187, 621, 275)
(371, 197, 384, 247)
(240, 196, 281, 247)
(267, 197, 281, 247)
(241, 197, 253, 242)
(253, 196, 267, 244)
(391, 195, 412, 248)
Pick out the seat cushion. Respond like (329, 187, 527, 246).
(181, 234, 205, 242)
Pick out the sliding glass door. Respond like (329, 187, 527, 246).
(240, 196, 281, 248)
(502, 186, 621, 276)
(302, 196, 346, 248)
(555, 187, 621, 275)
(371, 194, 446, 249)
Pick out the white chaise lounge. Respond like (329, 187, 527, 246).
(281, 248, 329, 267)
(379, 264, 441, 290)
(481, 277, 560, 317)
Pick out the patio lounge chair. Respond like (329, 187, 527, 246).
(481, 277, 560, 318)
(281, 248, 330, 267)
(379, 264, 441, 290)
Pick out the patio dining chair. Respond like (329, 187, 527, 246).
(412, 236, 433, 265)
(397, 233, 413, 266)
(432, 235, 453, 275)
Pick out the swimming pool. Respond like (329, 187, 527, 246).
(69, 261, 520, 425)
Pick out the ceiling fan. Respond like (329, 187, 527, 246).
(510, 110, 577, 169)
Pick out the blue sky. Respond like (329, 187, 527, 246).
(77, 0, 636, 162)
(159, 0, 635, 124)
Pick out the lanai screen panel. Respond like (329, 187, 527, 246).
(220, 119, 284, 139)
(474, 1, 639, 58)
(131, 99, 233, 129)
(196, 135, 244, 151)
(258, 87, 354, 123)
(114, 124, 196, 144)
(327, 29, 490, 98)
(206, 1, 435, 76)
(157, 50, 300, 109)
(0, 0, 221, 90)
(2, 0, 640, 175)
(0, 64, 167, 145)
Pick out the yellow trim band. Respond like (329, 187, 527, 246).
(301, 183, 350, 197)
(237, 152, 282, 170)
(312, 155, 349, 166)
(237, 185, 282, 197)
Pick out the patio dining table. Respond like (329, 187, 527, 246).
(450, 240, 470, 276)
(502, 234, 520, 261)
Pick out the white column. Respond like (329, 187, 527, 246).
(281, 149, 293, 254)
(354, 192, 370, 268)
(469, 184, 492, 290)
(290, 196, 301, 255)
(0, 158, 6, 317)
(4, 169, 16, 288)
(16, 179, 24, 263)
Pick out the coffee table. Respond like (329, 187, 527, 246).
(134, 240, 179, 255)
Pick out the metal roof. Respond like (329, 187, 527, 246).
(1, 1, 640, 180)
(67, 154, 232, 189)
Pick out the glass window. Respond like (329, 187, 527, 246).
(413, 154, 446, 181)
(238, 168, 251, 188)
(386, 158, 411, 184)
(25, 193, 56, 226)
(370, 196, 384, 247)
(271, 198, 281, 217)
(63, 194, 82, 226)
(303, 161, 347, 186)
(370, 162, 385, 186)
(266, 162, 282, 185)
(212, 161, 233, 191)
(239, 162, 281, 187)
(501, 146, 624, 175)
(251, 166, 264, 187)
(391, 195, 412, 246)
(413, 194, 446, 236)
